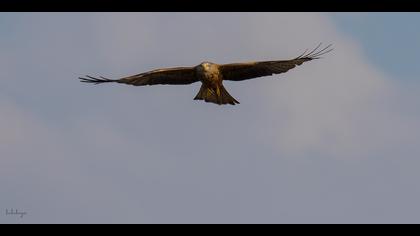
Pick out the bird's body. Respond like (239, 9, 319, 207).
(79, 44, 332, 105)
(196, 62, 221, 88)
(194, 62, 239, 105)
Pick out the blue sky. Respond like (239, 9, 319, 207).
(332, 13, 420, 82)
(1, 13, 420, 223)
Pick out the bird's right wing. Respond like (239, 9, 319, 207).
(80, 66, 199, 86)
(219, 44, 333, 82)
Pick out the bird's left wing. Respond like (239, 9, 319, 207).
(80, 66, 199, 86)
(220, 44, 332, 82)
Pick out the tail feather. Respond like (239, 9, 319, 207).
(194, 84, 239, 105)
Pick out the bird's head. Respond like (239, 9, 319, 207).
(199, 61, 215, 71)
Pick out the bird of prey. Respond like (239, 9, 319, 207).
(79, 44, 332, 105)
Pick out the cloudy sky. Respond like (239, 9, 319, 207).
(1, 13, 420, 223)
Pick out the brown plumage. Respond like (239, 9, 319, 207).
(79, 43, 332, 105)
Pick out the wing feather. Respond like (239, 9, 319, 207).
(80, 66, 199, 86)
(220, 44, 333, 81)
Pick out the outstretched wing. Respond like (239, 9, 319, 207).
(79, 66, 199, 86)
(220, 44, 333, 81)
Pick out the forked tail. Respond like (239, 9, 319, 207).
(194, 84, 240, 105)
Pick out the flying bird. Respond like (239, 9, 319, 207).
(79, 43, 332, 105)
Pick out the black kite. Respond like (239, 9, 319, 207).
(79, 44, 332, 105)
